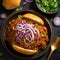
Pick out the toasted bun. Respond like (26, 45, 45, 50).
(23, 13, 44, 25)
(12, 44, 38, 55)
(2, 0, 21, 10)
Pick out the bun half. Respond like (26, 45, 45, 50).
(12, 44, 38, 55)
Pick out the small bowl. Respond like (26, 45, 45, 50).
(35, 0, 60, 14)
(0, 10, 52, 60)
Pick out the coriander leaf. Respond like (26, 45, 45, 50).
(16, 7, 23, 11)
(43, 45, 47, 49)
(18, 15, 22, 19)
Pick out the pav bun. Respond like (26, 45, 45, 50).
(2, 0, 21, 10)
(12, 44, 38, 55)
(23, 13, 44, 25)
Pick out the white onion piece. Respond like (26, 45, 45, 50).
(53, 17, 60, 26)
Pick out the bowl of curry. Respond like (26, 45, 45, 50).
(1, 10, 52, 60)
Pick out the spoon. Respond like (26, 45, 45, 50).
(47, 37, 60, 60)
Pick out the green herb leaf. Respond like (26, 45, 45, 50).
(16, 7, 23, 11)
(11, 41, 16, 44)
(42, 34, 46, 38)
(33, 41, 37, 44)
(36, 0, 60, 12)
(43, 45, 47, 49)
(18, 15, 23, 19)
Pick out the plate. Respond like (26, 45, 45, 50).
(0, 10, 52, 60)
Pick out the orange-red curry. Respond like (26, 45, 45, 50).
(6, 18, 49, 50)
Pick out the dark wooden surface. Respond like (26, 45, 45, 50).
(0, 0, 60, 60)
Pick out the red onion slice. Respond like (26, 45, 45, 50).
(14, 21, 40, 45)
(24, 34, 32, 45)
(25, 28, 34, 41)
(23, 2, 27, 5)
(0, 13, 7, 18)
(34, 28, 40, 40)
(53, 17, 60, 26)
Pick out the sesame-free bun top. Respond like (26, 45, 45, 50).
(2, 0, 21, 10)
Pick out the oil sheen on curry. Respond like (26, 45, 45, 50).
(6, 13, 49, 54)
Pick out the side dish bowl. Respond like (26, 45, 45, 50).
(1, 10, 52, 60)
(35, 0, 60, 14)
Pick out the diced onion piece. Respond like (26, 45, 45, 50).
(23, 2, 27, 5)
(0, 13, 7, 18)
(53, 17, 60, 26)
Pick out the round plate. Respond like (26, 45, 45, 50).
(0, 10, 52, 60)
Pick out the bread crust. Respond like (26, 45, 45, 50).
(2, 0, 21, 10)
(12, 44, 38, 55)
(23, 13, 44, 25)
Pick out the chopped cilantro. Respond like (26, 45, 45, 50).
(16, 7, 23, 11)
(18, 15, 23, 19)
(42, 34, 46, 38)
(42, 45, 47, 49)
(33, 41, 37, 44)
(36, 0, 60, 12)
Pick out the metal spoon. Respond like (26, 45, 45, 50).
(47, 37, 60, 60)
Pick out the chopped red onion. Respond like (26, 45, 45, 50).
(23, 2, 27, 5)
(53, 17, 60, 26)
(0, 13, 7, 18)
(14, 20, 40, 45)
(24, 34, 32, 45)
(34, 28, 40, 40)
(25, 28, 34, 41)
(19, 31, 25, 38)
